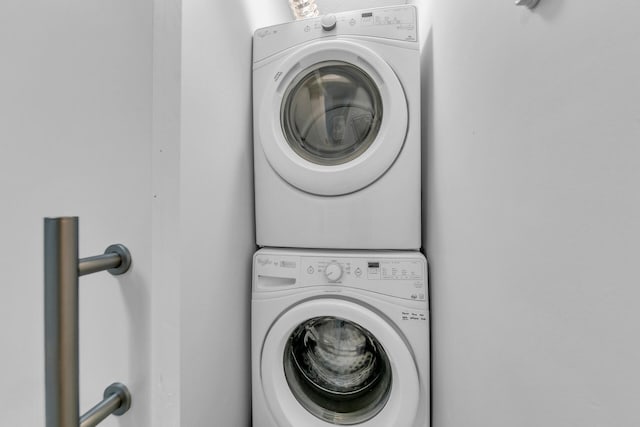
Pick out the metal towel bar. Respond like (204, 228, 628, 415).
(44, 216, 133, 427)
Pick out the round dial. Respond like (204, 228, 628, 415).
(324, 262, 343, 282)
(321, 15, 337, 31)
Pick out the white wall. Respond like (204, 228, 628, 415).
(1, 0, 263, 425)
(150, 0, 182, 425)
(0, 0, 153, 426)
(427, 1, 640, 426)
(178, 1, 272, 425)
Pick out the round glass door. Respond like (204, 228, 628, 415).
(281, 61, 383, 166)
(258, 40, 409, 196)
(283, 316, 392, 425)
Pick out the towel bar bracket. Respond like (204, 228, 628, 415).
(79, 383, 132, 427)
(78, 244, 131, 277)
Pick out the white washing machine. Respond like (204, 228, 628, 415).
(252, 248, 429, 427)
(253, 5, 421, 250)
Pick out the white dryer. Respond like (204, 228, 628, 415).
(252, 248, 429, 427)
(253, 5, 421, 250)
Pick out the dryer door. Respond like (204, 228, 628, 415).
(260, 298, 420, 427)
(258, 40, 408, 196)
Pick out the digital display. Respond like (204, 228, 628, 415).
(368, 262, 380, 268)
(361, 12, 373, 17)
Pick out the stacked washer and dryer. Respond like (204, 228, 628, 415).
(251, 5, 428, 427)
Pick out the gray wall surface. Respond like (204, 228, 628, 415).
(426, 1, 640, 426)
(0, 0, 153, 425)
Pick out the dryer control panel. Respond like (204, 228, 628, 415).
(253, 249, 427, 301)
(253, 5, 418, 63)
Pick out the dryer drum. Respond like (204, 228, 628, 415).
(283, 316, 392, 425)
(281, 61, 383, 166)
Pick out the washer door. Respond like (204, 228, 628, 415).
(260, 298, 420, 427)
(258, 40, 408, 196)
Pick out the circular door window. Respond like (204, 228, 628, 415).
(281, 62, 383, 166)
(283, 316, 392, 425)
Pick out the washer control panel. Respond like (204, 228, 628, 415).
(305, 258, 423, 281)
(253, 5, 418, 63)
(254, 250, 427, 301)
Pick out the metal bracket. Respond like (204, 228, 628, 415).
(104, 383, 132, 416)
(515, 0, 541, 9)
(79, 383, 132, 427)
(78, 243, 132, 277)
(104, 244, 132, 276)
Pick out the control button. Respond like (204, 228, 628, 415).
(306, 266, 315, 274)
(324, 262, 343, 282)
(419, 293, 425, 300)
(354, 267, 362, 277)
(411, 294, 418, 300)
(321, 15, 337, 31)
(349, 18, 356, 26)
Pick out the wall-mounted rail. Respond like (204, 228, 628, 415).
(44, 217, 133, 427)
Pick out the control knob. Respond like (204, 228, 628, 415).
(324, 262, 343, 282)
(321, 15, 337, 31)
